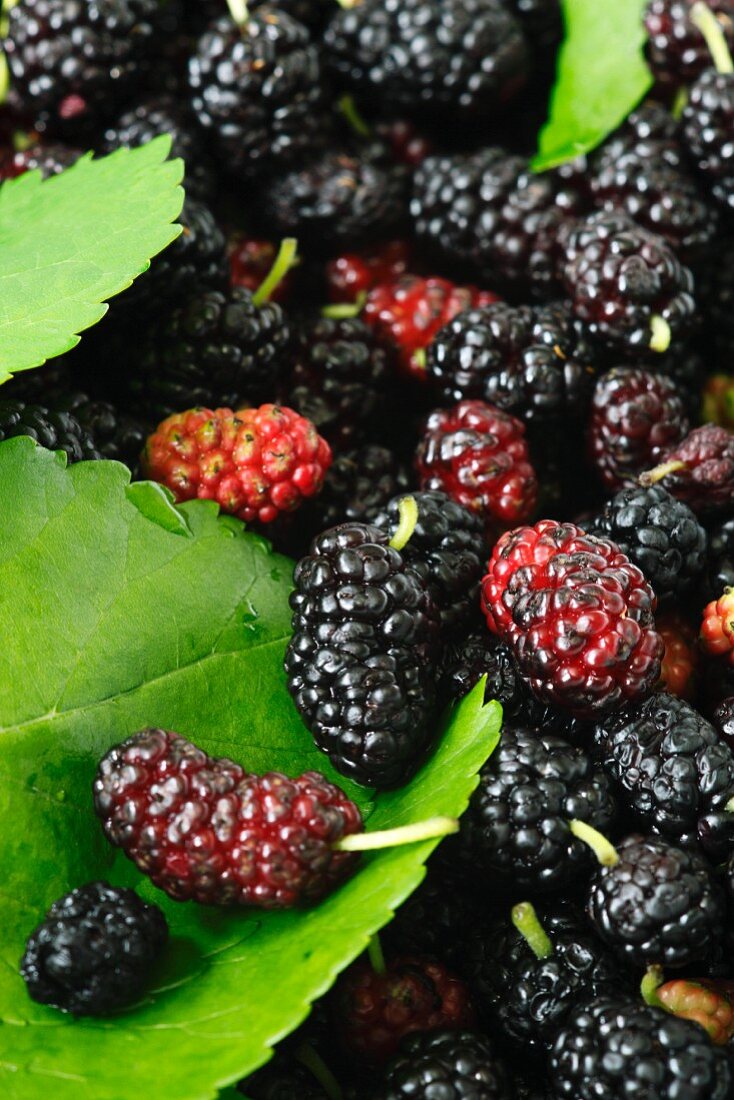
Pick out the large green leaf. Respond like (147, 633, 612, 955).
(532, 0, 652, 171)
(0, 136, 183, 380)
(0, 440, 502, 1100)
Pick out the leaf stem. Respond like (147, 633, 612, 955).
(367, 933, 386, 975)
(388, 496, 419, 552)
(641, 965, 666, 1009)
(649, 315, 671, 354)
(252, 238, 298, 306)
(691, 2, 734, 73)
(227, 0, 249, 27)
(334, 816, 459, 852)
(296, 1044, 343, 1100)
(321, 292, 367, 320)
(339, 94, 371, 137)
(569, 819, 619, 867)
(511, 902, 553, 960)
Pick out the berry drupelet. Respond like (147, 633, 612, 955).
(645, 0, 734, 90)
(584, 831, 726, 969)
(102, 95, 215, 202)
(20, 882, 167, 1015)
(323, 0, 529, 123)
(682, 69, 734, 213)
(657, 611, 699, 699)
(293, 445, 412, 548)
(332, 954, 474, 1066)
(656, 977, 734, 1044)
(142, 405, 332, 525)
(111, 197, 229, 322)
(93, 728, 362, 906)
(411, 148, 585, 299)
(586, 483, 707, 600)
(49, 391, 147, 470)
(325, 240, 412, 305)
(481, 519, 663, 717)
(593, 692, 734, 859)
(589, 148, 719, 265)
(188, 6, 326, 180)
(458, 726, 616, 893)
(426, 301, 598, 422)
(371, 492, 487, 637)
(363, 275, 499, 382)
(122, 284, 290, 419)
(643, 423, 734, 517)
(378, 1030, 513, 1100)
(550, 995, 732, 1100)
(438, 630, 553, 726)
(587, 367, 689, 491)
(703, 516, 734, 601)
(415, 401, 538, 530)
(0, 399, 101, 463)
(561, 211, 696, 355)
(285, 522, 440, 788)
(464, 902, 627, 1058)
(281, 314, 390, 452)
(261, 143, 408, 254)
(2, 0, 161, 138)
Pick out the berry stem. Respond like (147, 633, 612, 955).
(671, 86, 689, 119)
(226, 0, 249, 27)
(649, 315, 672, 354)
(252, 238, 298, 307)
(334, 816, 459, 851)
(0, 54, 7, 107)
(296, 1043, 344, 1100)
(691, 2, 734, 73)
(339, 94, 372, 137)
(639, 459, 687, 487)
(389, 496, 419, 552)
(321, 292, 367, 320)
(725, 794, 734, 813)
(511, 902, 553, 960)
(641, 965, 666, 1009)
(412, 348, 428, 373)
(568, 819, 619, 867)
(367, 932, 387, 975)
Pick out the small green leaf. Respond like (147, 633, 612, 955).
(0, 439, 501, 1100)
(532, 0, 653, 171)
(0, 136, 184, 380)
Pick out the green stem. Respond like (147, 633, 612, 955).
(367, 933, 386, 975)
(412, 348, 427, 373)
(295, 1044, 343, 1100)
(726, 794, 734, 813)
(388, 496, 419, 552)
(639, 459, 687, 487)
(641, 965, 666, 1009)
(691, 2, 734, 73)
(569, 819, 619, 867)
(511, 902, 553, 960)
(334, 816, 459, 852)
(0, 54, 8, 109)
(227, 0, 249, 26)
(649, 315, 671, 354)
(252, 238, 298, 307)
(671, 86, 689, 119)
(321, 292, 367, 320)
(339, 94, 371, 137)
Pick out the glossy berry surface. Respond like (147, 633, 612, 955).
(481, 519, 663, 716)
(20, 881, 167, 1016)
(141, 404, 332, 525)
(657, 979, 734, 1044)
(364, 275, 499, 381)
(415, 400, 538, 529)
(93, 728, 362, 907)
(333, 956, 474, 1065)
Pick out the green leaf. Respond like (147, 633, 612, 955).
(0, 137, 184, 381)
(0, 439, 502, 1100)
(532, 0, 653, 171)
